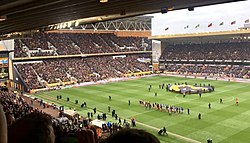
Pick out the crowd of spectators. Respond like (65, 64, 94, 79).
(14, 32, 151, 58)
(14, 39, 28, 58)
(0, 90, 33, 125)
(15, 64, 45, 89)
(160, 41, 250, 79)
(15, 54, 151, 89)
(47, 33, 82, 55)
(161, 41, 250, 60)
(21, 33, 50, 50)
(165, 64, 250, 78)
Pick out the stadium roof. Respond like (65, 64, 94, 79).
(0, 0, 243, 35)
(150, 29, 250, 44)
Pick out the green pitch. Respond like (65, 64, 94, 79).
(33, 76, 250, 143)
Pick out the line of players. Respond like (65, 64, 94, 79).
(139, 100, 185, 115)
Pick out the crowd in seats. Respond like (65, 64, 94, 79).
(47, 33, 82, 55)
(165, 64, 250, 79)
(69, 33, 106, 54)
(21, 33, 50, 50)
(32, 61, 70, 84)
(87, 33, 114, 53)
(14, 32, 151, 57)
(15, 54, 151, 89)
(161, 41, 250, 60)
(99, 34, 147, 52)
(14, 39, 28, 58)
(84, 57, 121, 80)
(15, 64, 45, 89)
(0, 90, 32, 125)
(66, 58, 96, 83)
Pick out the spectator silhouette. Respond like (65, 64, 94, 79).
(8, 112, 55, 143)
(100, 128, 160, 143)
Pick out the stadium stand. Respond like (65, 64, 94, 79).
(15, 54, 151, 90)
(160, 41, 250, 79)
(15, 64, 46, 89)
(164, 64, 250, 79)
(14, 39, 28, 58)
(14, 32, 151, 58)
(161, 41, 250, 60)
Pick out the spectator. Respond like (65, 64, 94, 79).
(100, 128, 160, 143)
(0, 104, 7, 143)
(8, 112, 55, 143)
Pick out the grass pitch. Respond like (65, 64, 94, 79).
(34, 76, 250, 143)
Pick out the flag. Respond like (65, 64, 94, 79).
(245, 19, 249, 23)
(219, 22, 224, 26)
(165, 27, 169, 30)
(195, 24, 200, 28)
(208, 23, 212, 27)
(231, 21, 236, 25)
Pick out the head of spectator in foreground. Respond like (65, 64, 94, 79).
(0, 104, 7, 143)
(101, 128, 160, 143)
(8, 112, 55, 143)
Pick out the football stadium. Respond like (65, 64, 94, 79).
(1, 0, 250, 143)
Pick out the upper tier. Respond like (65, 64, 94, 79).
(14, 32, 152, 58)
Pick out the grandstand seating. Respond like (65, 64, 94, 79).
(15, 54, 151, 90)
(160, 41, 250, 79)
(15, 64, 45, 89)
(14, 32, 151, 57)
(164, 64, 250, 79)
(161, 41, 250, 60)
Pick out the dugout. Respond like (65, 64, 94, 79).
(62, 109, 79, 120)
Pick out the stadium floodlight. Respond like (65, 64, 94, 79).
(100, 0, 108, 3)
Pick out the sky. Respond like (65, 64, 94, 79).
(150, 0, 250, 36)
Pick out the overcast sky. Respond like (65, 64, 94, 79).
(151, 1, 250, 36)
